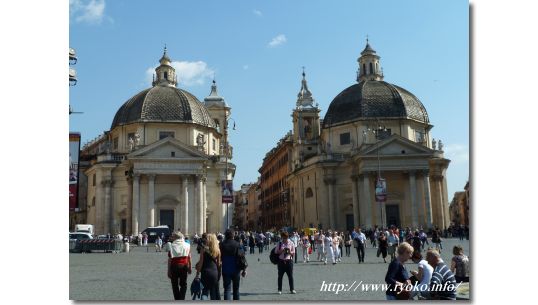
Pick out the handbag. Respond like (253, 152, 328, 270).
(190, 276, 203, 300)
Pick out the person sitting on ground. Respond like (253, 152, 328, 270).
(450, 245, 469, 283)
(384, 242, 414, 300)
(426, 248, 457, 300)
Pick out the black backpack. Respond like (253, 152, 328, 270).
(269, 242, 281, 265)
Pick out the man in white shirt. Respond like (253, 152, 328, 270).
(354, 228, 367, 263)
(323, 231, 333, 265)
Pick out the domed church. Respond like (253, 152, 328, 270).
(287, 40, 450, 231)
(83, 48, 235, 236)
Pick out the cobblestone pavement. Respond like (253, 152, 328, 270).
(70, 238, 470, 301)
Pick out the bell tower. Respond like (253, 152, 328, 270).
(291, 69, 321, 167)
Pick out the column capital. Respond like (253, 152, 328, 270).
(421, 170, 430, 177)
(133, 173, 140, 181)
(350, 174, 359, 182)
(101, 179, 114, 187)
(323, 177, 336, 185)
(148, 174, 156, 181)
(431, 174, 444, 181)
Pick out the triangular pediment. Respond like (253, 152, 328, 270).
(128, 137, 207, 159)
(361, 134, 434, 156)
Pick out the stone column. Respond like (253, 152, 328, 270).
(126, 177, 132, 235)
(148, 174, 156, 227)
(362, 173, 373, 228)
(182, 176, 189, 234)
(351, 175, 360, 229)
(202, 176, 207, 233)
(132, 174, 140, 235)
(409, 171, 418, 228)
(422, 171, 433, 229)
(324, 177, 336, 229)
(103, 179, 113, 235)
(197, 175, 205, 235)
(438, 178, 446, 229)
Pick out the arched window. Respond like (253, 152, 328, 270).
(369, 62, 373, 75)
(92, 197, 95, 207)
(362, 64, 366, 75)
(164, 71, 168, 80)
(305, 187, 313, 198)
(376, 62, 378, 73)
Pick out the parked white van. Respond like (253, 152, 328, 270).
(75, 224, 94, 235)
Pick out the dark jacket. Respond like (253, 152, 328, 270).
(220, 239, 241, 275)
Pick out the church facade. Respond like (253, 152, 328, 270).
(82, 49, 235, 236)
(287, 41, 451, 231)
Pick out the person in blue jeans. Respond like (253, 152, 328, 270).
(220, 229, 247, 300)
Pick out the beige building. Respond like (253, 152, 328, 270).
(287, 41, 451, 232)
(82, 48, 235, 236)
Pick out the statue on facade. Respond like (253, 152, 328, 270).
(134, 132, 141, 146)
(326, 142, 332, 155)
(197, 133, 206, 146)
(438, 140, 444, 151)
(128, 136, 135, 151)
(432, 138, 437, 150)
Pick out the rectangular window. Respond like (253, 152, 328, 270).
(113, 137, 118, 150)
(340, 132, 351, 145)
(127, 132, 135, 142)
(159, 131, 175, 140)
(415, 130, 426, 144)
(212, 139, 216, 151)
(92, 174, 96, 186)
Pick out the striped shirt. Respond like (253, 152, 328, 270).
(430, 262, 457, 300)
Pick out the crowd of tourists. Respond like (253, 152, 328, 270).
(156, 224, 469, 301)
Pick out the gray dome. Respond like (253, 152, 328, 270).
(323, 80, 429, 128)
(111, 86, 217, 129)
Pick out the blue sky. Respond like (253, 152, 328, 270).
(69, 0, 469, 198)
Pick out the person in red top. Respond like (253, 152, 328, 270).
(166, 231, 192, 300)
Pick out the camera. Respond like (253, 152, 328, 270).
(284, 248, 291, 255)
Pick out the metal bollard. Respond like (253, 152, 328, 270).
(124, 242, 130, 253)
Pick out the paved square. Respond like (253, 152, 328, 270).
(70, 238, 470, 300)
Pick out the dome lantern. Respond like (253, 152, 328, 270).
(152, 45, 177, 87)
(357, 37, 384, 82)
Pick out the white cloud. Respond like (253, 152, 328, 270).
(253, 9, 262, 17)
(268, 34, 287, 48)
(70, 0, 107, 25)
(146, 61, 215, 87)
(443, 143, 469, 163)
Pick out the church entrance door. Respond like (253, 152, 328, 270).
(160, 210, 174, 232)
(385, 204, 400, 228)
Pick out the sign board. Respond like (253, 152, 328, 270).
(221, 180, 233, 203)
(375, 177, 387, 202)
(69, 132, 81, 211)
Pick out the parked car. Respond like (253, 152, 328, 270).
(133, 225, 171, 244)
(69, 232, 93, 253)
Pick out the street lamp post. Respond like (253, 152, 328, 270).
(363, 120, 388, 229)
(223, 116, 236, 230)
